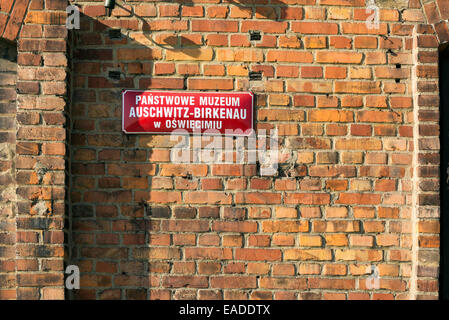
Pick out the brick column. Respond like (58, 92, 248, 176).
(1, 0, 69, 300)
(0, 39, 18, 300)
(413, 0, 448, 299)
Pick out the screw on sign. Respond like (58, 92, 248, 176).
(122, 90, 254, 136)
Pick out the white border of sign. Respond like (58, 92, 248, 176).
(121, 90, 254, 136)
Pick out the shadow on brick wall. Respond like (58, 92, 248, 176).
(68, 0, 283, 299)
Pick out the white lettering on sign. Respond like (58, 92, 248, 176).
(136, 94, 195, 106)
(165, 119, 223, 130)
(199, 96, 240, 107)
(128, 106, 246, 120)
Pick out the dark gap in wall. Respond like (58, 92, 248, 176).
(249, 71, 262, 81)
(439, 46, 449, 300)
(249, 31, 261, 41)
(108, 29, 122, 40)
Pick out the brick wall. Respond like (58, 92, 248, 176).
(0, 39, 18, 300)
(68, 0, 439, 300)
(0, 0, 444, 299)
(1, 0, 68, 299)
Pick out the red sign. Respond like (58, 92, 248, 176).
(122, 90, 254, 135)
